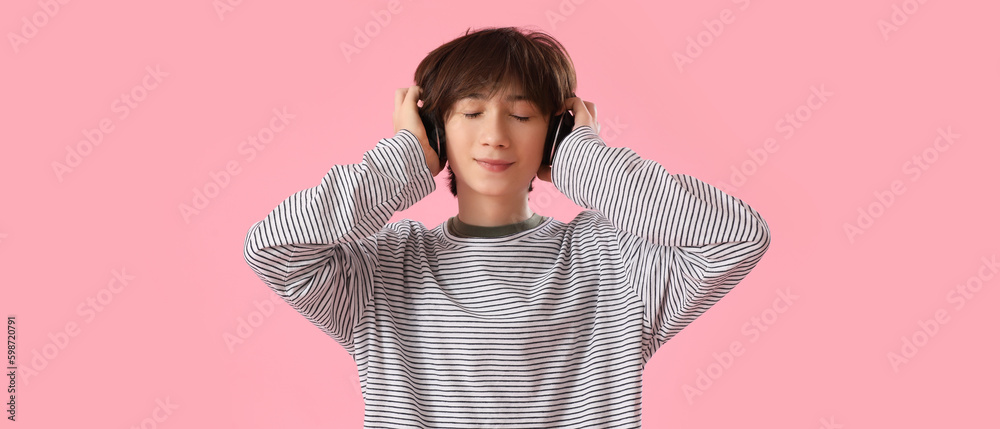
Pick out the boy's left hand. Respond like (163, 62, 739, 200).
(537, 96, 598, 183)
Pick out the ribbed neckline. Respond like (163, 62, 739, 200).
(447, 212, 548, 238)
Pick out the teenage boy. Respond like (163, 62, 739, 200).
(244, 26, 770, 428)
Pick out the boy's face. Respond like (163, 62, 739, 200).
(444, 85, 549, 199)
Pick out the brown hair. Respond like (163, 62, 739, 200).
(413, 26, 577, 197)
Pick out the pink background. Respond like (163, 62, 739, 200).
(3, 0, 998, 427)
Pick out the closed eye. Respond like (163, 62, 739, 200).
(463, 112, 530, 122)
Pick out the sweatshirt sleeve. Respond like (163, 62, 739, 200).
(242, 129, 435, 354)
(551, 126, 771, 356)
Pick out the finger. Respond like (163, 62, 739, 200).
(395, 87, 407, 110)
(404, 85, 421, 107)
(561, 97, 575, 116)
(555, 97, 570, 115)
(572, 98, 592, 123)
(563, 96, 577, 113)
(584, 101, 596, 121)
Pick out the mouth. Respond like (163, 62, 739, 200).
(476, 159, 513, 172)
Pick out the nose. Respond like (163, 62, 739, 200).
(478, 112, 510, 149)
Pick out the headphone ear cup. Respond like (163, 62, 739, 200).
(433, 115, 447, 167)
(543, 111, 573, 166)
(543, 113, 558, 166)
(419, 110, 446, 165)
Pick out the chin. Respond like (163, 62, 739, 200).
(475, 180, 532, 196)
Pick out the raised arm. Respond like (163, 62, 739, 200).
(552, 125, 771, 356)
(243, 128, 435, 353)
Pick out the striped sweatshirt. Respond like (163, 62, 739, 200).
(243, 125, 771, 428)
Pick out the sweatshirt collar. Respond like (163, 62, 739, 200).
(447, 212, 547, 238)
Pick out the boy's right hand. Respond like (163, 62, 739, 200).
(393, 85, 443, 177)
